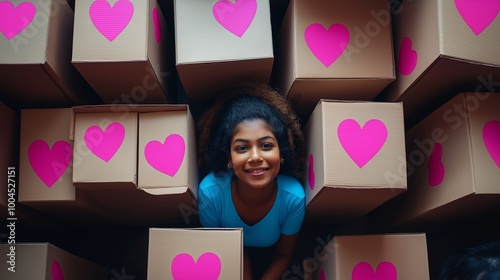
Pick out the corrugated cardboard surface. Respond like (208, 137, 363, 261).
(174, 0, 274, 102)
(275, 0, 395, 120)
(370, 92, 500, 229)
(0, 243, 108, 280)
(19, 109, 75, 201)
(72, 112, 138, 191)
(148, 228, 243, 280)
(378, 0, 500, 128)
(72, 0, 171, 104)
(304, 100, 406, 223)
(0, 0, 99, 107)
(316, 233, 429, 280)
(138, 110, 198, 198)
(69, 104, 198, 226)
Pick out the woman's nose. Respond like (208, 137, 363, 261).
(249, 146, 262, 161)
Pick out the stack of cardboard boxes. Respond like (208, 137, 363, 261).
(1, 0, 499, 279)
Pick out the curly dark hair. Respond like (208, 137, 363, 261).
(197, 82, 305, 179)
(438, 240, 500, 280)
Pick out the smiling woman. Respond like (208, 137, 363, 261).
(197, 82, 306, 279)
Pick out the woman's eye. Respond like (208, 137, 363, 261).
(261, 143, 274, 150)
(235, 146, 247, 152)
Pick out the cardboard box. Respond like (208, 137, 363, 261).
(312, 233, 429, 280)
(0, 101, 18, 218)
(72, 110, 138, 191)
(377, 0, 500, 127)
(0, 0, 100, 108)
(70, 104, 199, 226)
(303, 100, 407, 223)
(72, 0, 174, 104)
(0, 243, 108, 279)
(148, 228, 243, 280)
(174, 0, 274, 103)
(18, 108, 111, 225)
(274, 0, 395, 120)
(371, 92, 500, 229)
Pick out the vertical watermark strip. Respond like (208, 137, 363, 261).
(6, 166, 16, 272)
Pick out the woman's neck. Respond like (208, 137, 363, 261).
(233, 177, 277, 207)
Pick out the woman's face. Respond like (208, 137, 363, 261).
(228, 119, 282, 190)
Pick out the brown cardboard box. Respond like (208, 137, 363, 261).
(147, 228, 243, 280)
(72, 110, 138, 191)
(0, 243, 108, 279)
(18, 108, 110, 225)
(0, 101, 17, 218)
(371, 92, 500, 229)
(312, 233, 429, 280)
(377, 0, 500, 127)
(72, 0, 174, 104)
(303, 100, 406, 223)
(0, 0, 99, 108)
(70, 104, 198, 226)
(274, 0, 395, 120)
(174, 0, 274, 103)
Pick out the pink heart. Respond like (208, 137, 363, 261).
(454, 0, 500, 35)
(304, 23, 350, 68)
(428, 143, 445, 187)
(0, 1, 36, 40)
(51, 260, 64, 280)
(352, 261, 397, 280)
(84, 122, 125, 162)
(320, 270, 326, 280)
(171, 252, 221, 280)
(397, 36, 418, 75)
(152, 7, 161, 44)
(89, 0, 134, 42)
(483, 120, 500, 168)
(213, 0, 257, 37)
(144, 134, 185, 177)
(337, 119, 388, 168)
(28, 140, 71, 188)
(308, 154, 315, 190)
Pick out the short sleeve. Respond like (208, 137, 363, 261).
(198, 183, 222, 228)
(281, 195, 306, 235)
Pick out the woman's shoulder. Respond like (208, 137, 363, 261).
(277, 174, 305, 199)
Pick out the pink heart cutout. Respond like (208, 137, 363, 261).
(152, 7, 161, 44)
(51, 260, 64, 280)
(0, 1, 36, 40)
(308, 154, 315, 190)
(144, 134, 185, 177)
(305, 23, 350, 67)
(171, 252, 221, 280)
(455, 0, 500, 35)
(89, 0, 134, 42)
(352, 261, 397, 280)
(398, 36, 418, 75)
(483, 120, 500, 168)
(337, 119, 388, 168)
(28, 140, 72, 188)
(84, 122, 125, 162)
(213, 0, 257, 37)
(428, 143, 445, 187)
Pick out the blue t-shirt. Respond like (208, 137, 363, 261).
(198, 171, 306, 247)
